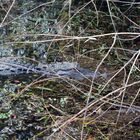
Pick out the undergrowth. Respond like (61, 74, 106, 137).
(0, 0, 140, 139)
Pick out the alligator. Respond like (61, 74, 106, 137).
(0, 57, 106, 80)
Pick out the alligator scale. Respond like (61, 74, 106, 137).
(0, 57, 105, 80)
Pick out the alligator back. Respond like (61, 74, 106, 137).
(0, 57, 77, 75)
(0, 57, 103, 80)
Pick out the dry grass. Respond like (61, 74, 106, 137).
(0, 0, 140, 139)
